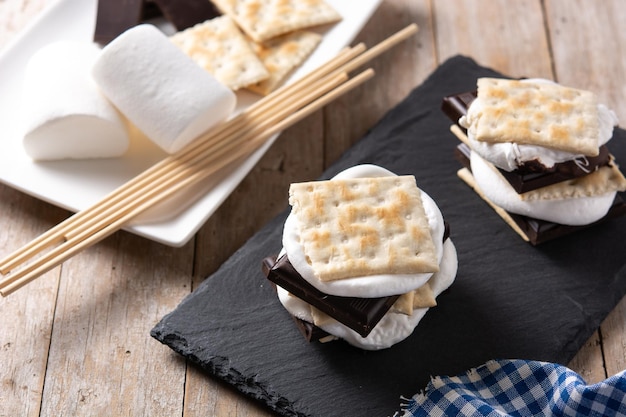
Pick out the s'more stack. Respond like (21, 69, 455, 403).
(262, 165, 458, 351)
(442, 77, 626, 244)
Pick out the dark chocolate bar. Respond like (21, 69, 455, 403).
(94, 0, 146, 45)
(509, 197, 626, 245)
(291, 316, 333, 343)
(442, 91, 612, 193)
(441, 90, 476, 125)
(263, 257, 335, 343)
(263, 255, 399, 338)
(93, 0, 220, 46)
(149, 0, 220, 30)
(455, 143, 626, 245)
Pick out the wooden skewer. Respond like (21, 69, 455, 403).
(0, 24, 419, 295)
(0, 44, 367, 274)
(0, 69, 375, 296)
(0, 70, 352, 292)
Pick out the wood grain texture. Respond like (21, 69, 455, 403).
(0, 188, 65, 417)
(0, 0, 624, 415)
(545, 0, 626, 121)
(39, 233, 192, 416)
(543, 0, 626, 383)
(433, 0, 553, 79)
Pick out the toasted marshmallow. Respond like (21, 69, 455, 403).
(92, 24, 236, 154)
(21, 41, 129, 160)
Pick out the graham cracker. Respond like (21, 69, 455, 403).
(288, 176, 440, 282)
(212, 0, 342, 43)
(246, 30, 322, 95)
(170, 15, 269, 90)
(468, 78, 601, 156)
(456, 168, 531, 243)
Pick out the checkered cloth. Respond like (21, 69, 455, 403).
(398, 359, 626, 417)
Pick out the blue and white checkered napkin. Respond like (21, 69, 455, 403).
(398, 359, 626, 417)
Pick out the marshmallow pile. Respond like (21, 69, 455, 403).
(20, 24, 236, 160)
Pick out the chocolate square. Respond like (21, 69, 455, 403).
(263, 255, 399, 338)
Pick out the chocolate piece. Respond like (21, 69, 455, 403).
(442, 91, 612, 193)
(264, 256, 335, 343)
(441, 90, 476, 125)
(455, 143, 626, 245)
(500, 146, 611, 193)
(142, 1, 163, 20)
(263, 255, 399, 337)
(291, 316, 333, 342)
(93, 0, 220, 46)
(94, 0, 146, 45)
(149, 0, 220, 30)
(509, 197, 626, 245)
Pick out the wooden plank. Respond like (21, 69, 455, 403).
(323, 0, 437, 164)
(567, 331, 607, 383)
(544, 0, 626, 380)
(0, 186, 66, 417)
(184, 364, 272, 417)
(39, 232, 193, 416)
(0, 3, 62, 416)
(545, 0, 626, 121)
(601, 299, 626, 377)
(433, 0, 553, 79)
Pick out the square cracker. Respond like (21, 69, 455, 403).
(211, 0, 342, 43)
(288, 176, 440, 282)
(246, 30, 322, 95)
(469, 78, 601, 156)
(517, 159, 626, 201)
(171, 15, 269, 90)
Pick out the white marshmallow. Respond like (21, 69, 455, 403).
(21, 41, 129, 161)
(278, 239, 458, 350)
(470, 151, 616, 225)
(92, 24, 236, 154)
(282, 164, 446, 298)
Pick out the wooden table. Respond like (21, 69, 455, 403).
(1, 1, 625, 415)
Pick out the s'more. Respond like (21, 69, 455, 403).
(262, 164, 458, 350)
(442, 77, 626, 245)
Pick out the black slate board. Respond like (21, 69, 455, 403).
(151, 56, 626, 417)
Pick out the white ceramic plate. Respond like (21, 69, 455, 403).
(0, 0, 382, 246)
